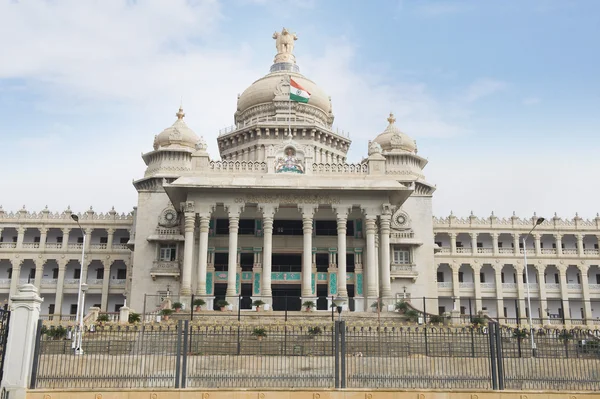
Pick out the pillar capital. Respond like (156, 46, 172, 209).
(332, 205, 351, 220)
(184, 212, 196, 232)
(554, 233, 563, 240)
(298, 204, 317, 219)
(39, 227, 48, 235)
(225, 203, 244, 218)
(259, 204, 278, 218)
(107, 228, 115, 235)
(469, 232, 478, 239)
(61, 227, 71, 235)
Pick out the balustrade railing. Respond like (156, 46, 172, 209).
(112, 243, 129, 250)
(0, 279, 10, 285)
(567, 283, 582, 290)
(45, 243, 62, 249)
(64, 278, 80, 285)
(87, 279, 104, 285)
(456, 248, 471, 254)
(22, 242, 40, 249)
(562, 248, 578, 255)
(541, 249, 556, 255)
(584, 248, 599, 255)
(110, 279, 127, 286)
(481, 282, 496, 290)
(41, 279, 57, 285)
(68, 243, 83, 250)
(391, 231, 415, 239)
(311, 163, 368, 174)
(0, 242, 16, 249)
(90, 243, 107, 250)
(437, 282, 452, 289)
(502, 283, 517, 290)
(209, 160, 267, 172)
(19, 278, 29, 284)
(519, 249, 534, 255)
(459, 282, 474, 289)
(589, 284, 600, 292)
(526, 283, 539, 290)
(437, 247, 451, 254)
(390, 264, 416, 273)
(545, 283, 560, 290)
(499, 248, 514, 254)
(477, 248, 493, 254)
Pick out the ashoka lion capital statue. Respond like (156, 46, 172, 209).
(273, 28, 298, 64)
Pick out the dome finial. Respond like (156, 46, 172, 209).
(176, 106, 185, 120)
(387, 112, 396, 125)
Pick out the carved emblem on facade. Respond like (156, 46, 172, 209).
(391, 208, 411, 230)
(158, 206, 179, 228)
(275, 147, 304, 173)
(368, 141, 382, 156)
(195, 136, 208, 151)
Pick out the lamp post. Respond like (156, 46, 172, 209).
(70, 214, 86, 355)
(332, 296, 346, 322)
(523, 216, 545, 357)
(76, 283, 88, 354)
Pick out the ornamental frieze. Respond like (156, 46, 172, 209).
(235, 194, 341, 205)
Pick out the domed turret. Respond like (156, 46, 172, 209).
(153, 107, 200, 151)
(372, 113, 417, 154)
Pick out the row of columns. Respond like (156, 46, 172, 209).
(1, 227, 121, 251)
(446, 262, 594, 325)
(6, 258, 124, 313)
(446, 232, 599, 256)
(179, 203, 394, 303)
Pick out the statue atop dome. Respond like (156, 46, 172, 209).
(273, 28, 298, 64)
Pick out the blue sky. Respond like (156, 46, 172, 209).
(1, 0, 599, 219)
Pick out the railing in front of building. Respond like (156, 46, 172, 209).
(0, 242, 130, 251)
(29, 319, 600, 391)
(435, 246, 600, 256)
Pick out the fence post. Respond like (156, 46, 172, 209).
(487, 322, 498, 390)
(340, 320, 346, 388)
(1, 284, 42, 399)
(494, 322, 505, 390)
(334, 320, 340, 388)
(175, 320, 182, 388)
(181, 320, 189, 388)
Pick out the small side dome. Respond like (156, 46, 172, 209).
(372, 113, 417, 153)
(153, 107, 200, 150)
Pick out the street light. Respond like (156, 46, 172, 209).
(76, 283, 88, 354)
(523, 216, 545, 356)
(70, 214, 86, 355)
(332, 296, 346, 321)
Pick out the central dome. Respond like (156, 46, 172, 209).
(234, 28, 333, 127)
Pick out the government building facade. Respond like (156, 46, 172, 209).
(1, 29, 599, 325)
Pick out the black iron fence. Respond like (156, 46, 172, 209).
(29, 320, 600, 391)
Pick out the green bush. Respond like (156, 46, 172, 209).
(252, 300, 266, 307)
(172, 302, 183, 310)
(395, 301, 409, 313)
(216, 299, 230, 308)
(471, 316, 486, 326)
(252, 327, 267, 337)
(370, 301, 383, 310)
(405, 310, 419, 322)
(302, 301, 316, 309)
(429, 315, 444, 324)
(97, 314, 110, 322)
(192, 298, 206, 307)
(128, 312, 141, 323)
(307, 326, 322, 336)
(513, 328, 529, 339)
(160, 308, 173, 316)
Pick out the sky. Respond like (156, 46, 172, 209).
(1, 0, 599, 219)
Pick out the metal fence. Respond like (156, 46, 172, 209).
(29, 320, 600, 391)
(0, 309, 10, 382)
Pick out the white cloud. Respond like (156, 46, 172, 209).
(522, 97, 541, 106)
(463, 78, 507, 102)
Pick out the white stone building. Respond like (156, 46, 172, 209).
(1, 29, 599, 324)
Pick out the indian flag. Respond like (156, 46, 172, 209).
(290, 78, 310, 103)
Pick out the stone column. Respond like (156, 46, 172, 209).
(534, 233, 542, 256)
(39, 227, 48, 251)
(450, 233, 457, 255)
(452, 264, 460, 299)
(473, 264, 482, 312)
(260, 205, 277, 302)
(470, 233, 478, 255)
(61, 228, 70, 250)
(226, 205, 243, 298)
(107, 228, 115, 250)
(513, 233, 520, 256)
(54, 260, 67, 315)
(33, 259, 44, 289)
(558, 267, 570, 325)
(8, 260, 22, 302)
(101, 261, 111, 311)
(196, 214, 211, 296)
(492, 233, 499, 256)
(1, 284, 43, 399)
(335, 206, 350, 298)
(300, 205, 316, 298)
(15, 227, 25, 250)
(84, 228, 93, 254)
(379, 211, 392, 298)
(181, 212, 196, 296)
(515, 265, 526, 324)
(365, 215, 378, 300)
(577, 234, 585, 257)
(536, 265, 548, 325)
(555, 234, 563, 257)
(579, 264, 593, 326)
(494, 267, 504, 321)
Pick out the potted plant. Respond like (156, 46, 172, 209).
(216, 300, 229, 311)
(252, 300, 266, 311)
(429, 314, 444, 324)
(97, 313, 110, 323)
(370, 301, 383, 312)
(307, 326, 322, 336)
(128, 312, 141, 324)
(160, 308, 173, 321)
(252, 327, 267, 341)
(395, 301, 409, 314)
(193, 298, 206, 312)
(172, 302, 183, 313)
(303, 301, 316, 312)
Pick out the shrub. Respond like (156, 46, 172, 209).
(160, 308, 173, 316)
(172, 302, 183, 310)
(46, 325, 67, 340)
(97, 314, 110, 322)
(307, 326, 322, 336)
(252, 300, 266, 307)
(429, 315, 444, 324)
(370, 301, 383, 310)
(558, 331, 574, 342)
(471, 316, 486, 326)
(395, 301, 409, 313)
(252, 327, 267, 337)
(192, 298, 206, 307)
(405, 310, 419, 322)
(128, 312, 141, 323)
(216, 300, 230, 308)
(513, 328, 529, 339)
(302, 301, 316, 309)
